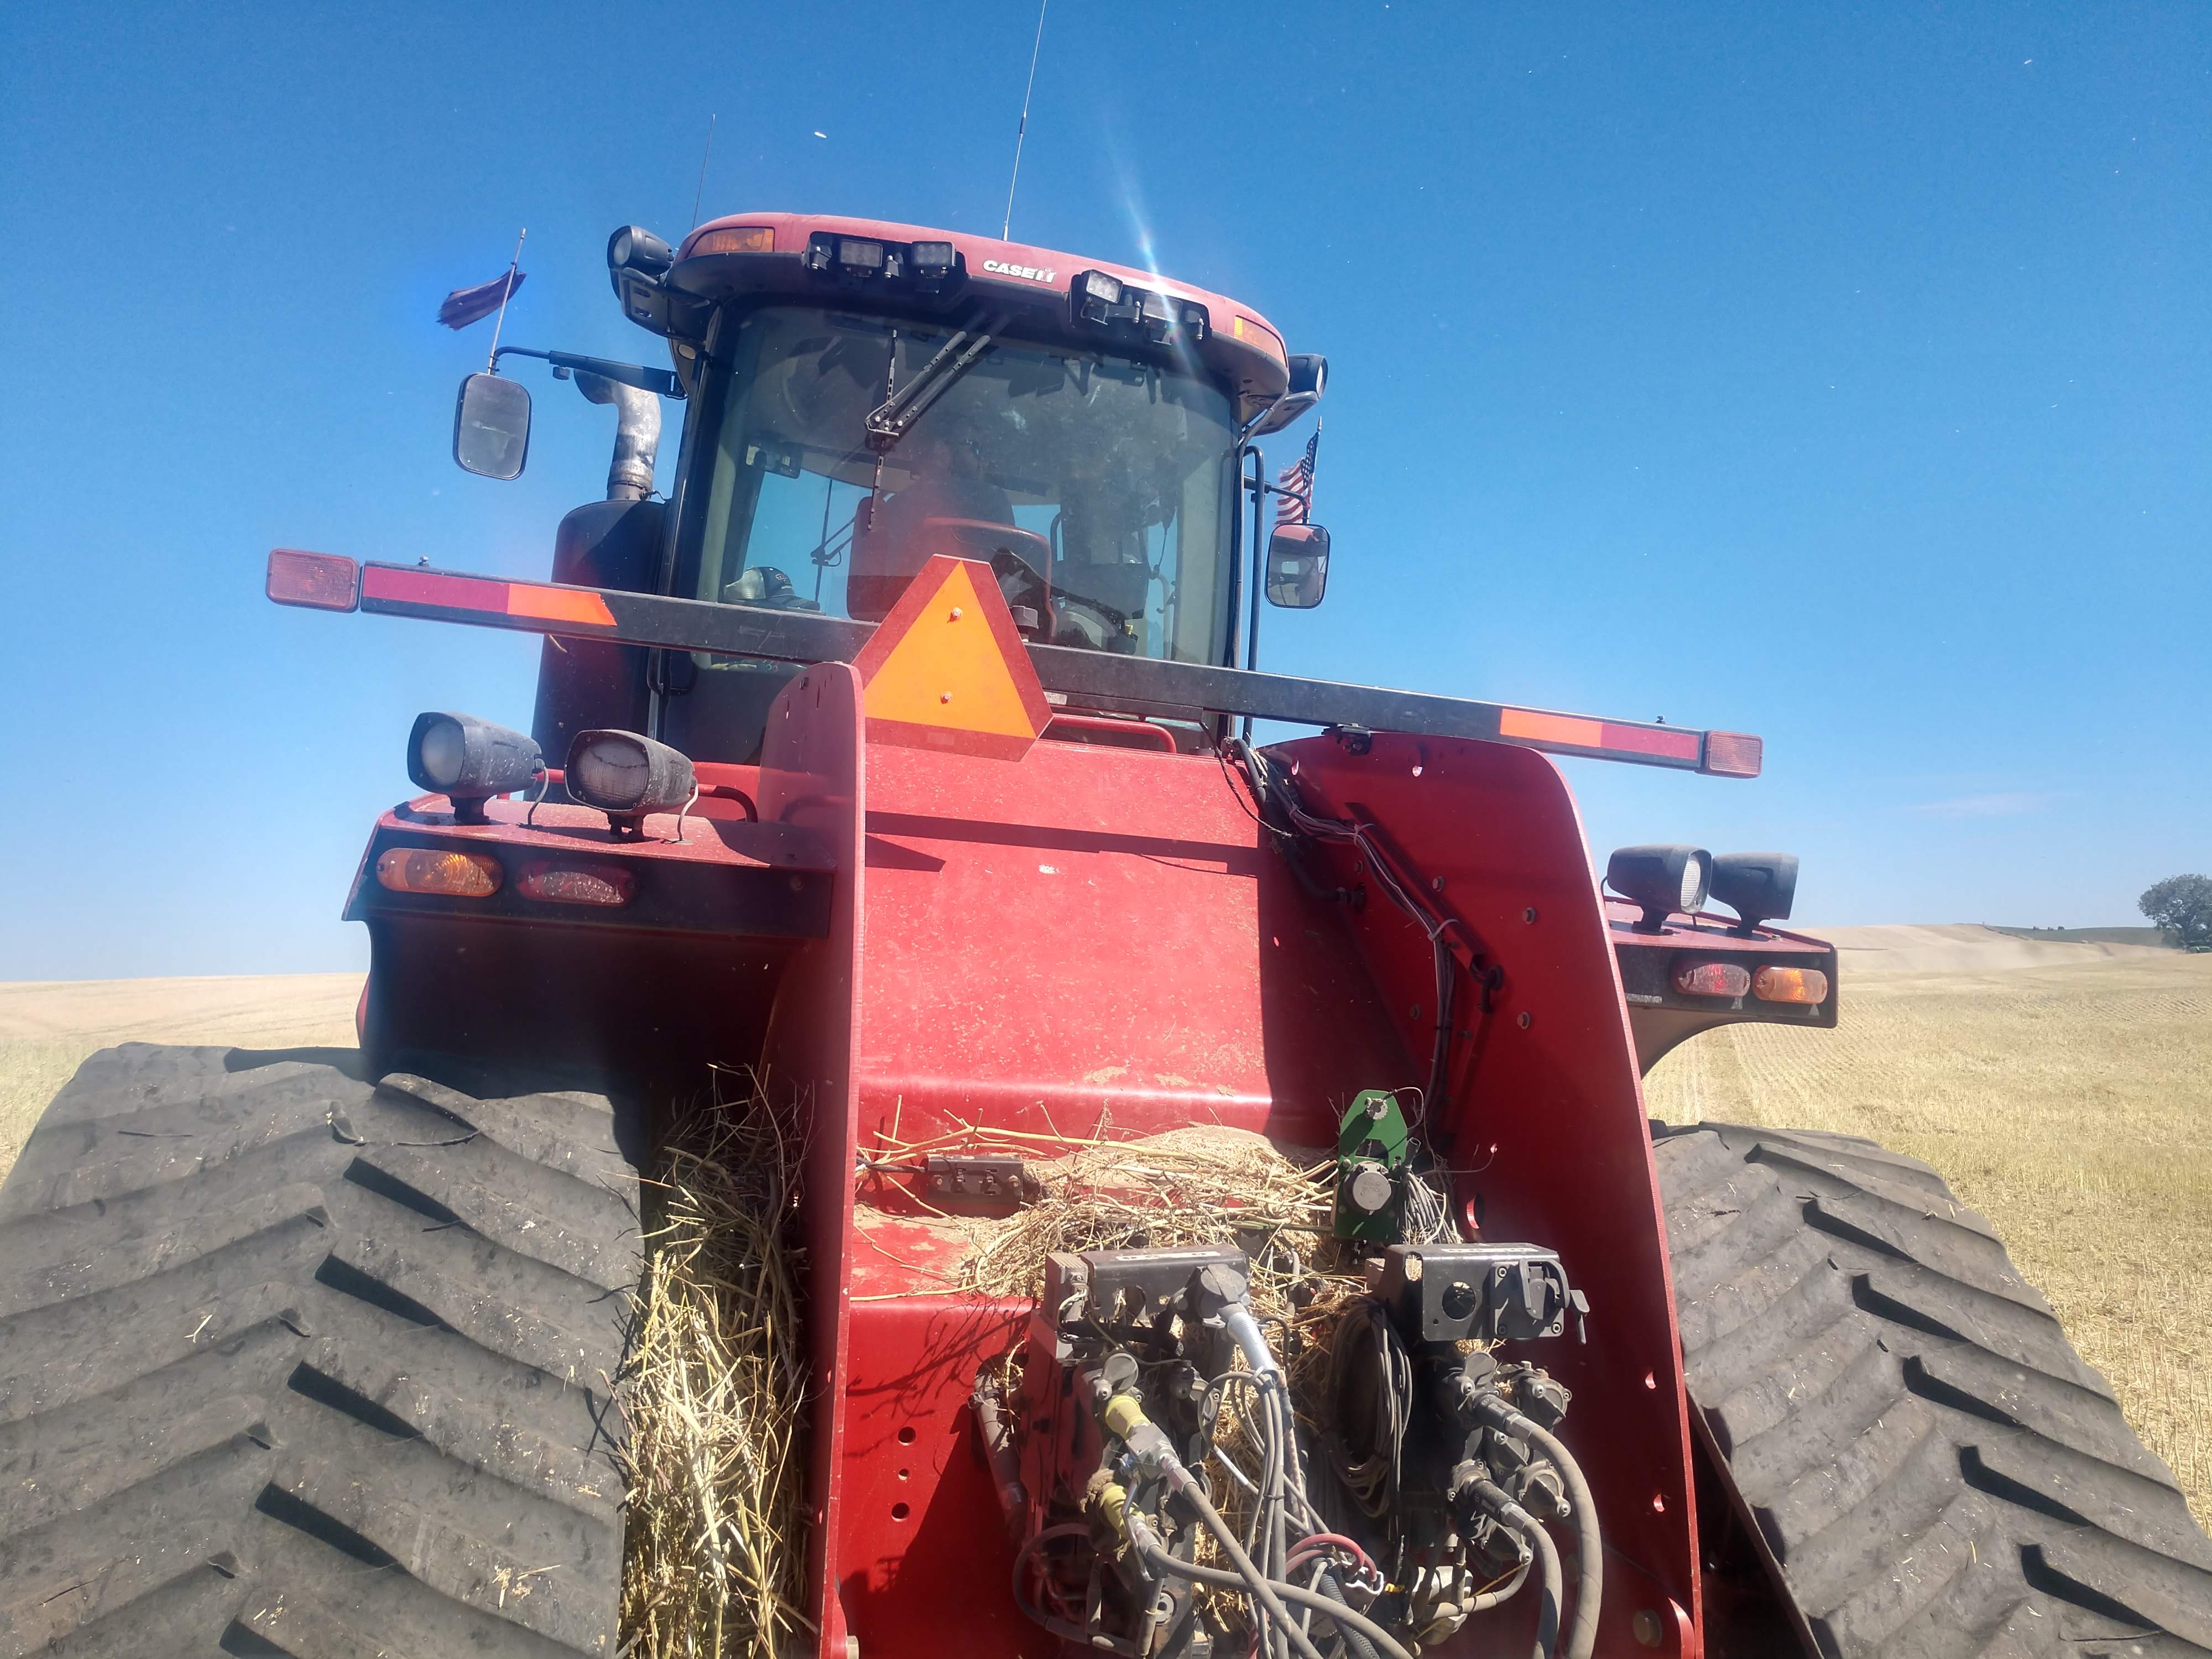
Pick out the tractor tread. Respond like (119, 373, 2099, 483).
(1656, 1120, 2212, 1659)
(0, 1044, 638, 1659)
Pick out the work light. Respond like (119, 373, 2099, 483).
(565, 729, 696, 834)
(1710, 852, 1799, 936)
(406, 713, 542, 823)
(607, 226, 674, 280)
(1605, 844, 1712, 933)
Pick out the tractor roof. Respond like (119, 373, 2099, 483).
(665, 210, 1294, 421)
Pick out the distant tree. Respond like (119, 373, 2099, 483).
(2138, 874, 2212, 950)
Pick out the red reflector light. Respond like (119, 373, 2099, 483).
(1753, 966, 1829, 1004)
(1673, 961, 1751, 998)
(267, 549, 359, 611)
(375, 847, 500, 898)
(1703, 732, 1764, 778)
(516, 860, 635, 907)
(689, 225, 774, 256)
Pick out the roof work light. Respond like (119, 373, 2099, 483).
(1606, 844, 1712, 933)
(406, 713, 542, 823)
(1071, 270, 1208, 344)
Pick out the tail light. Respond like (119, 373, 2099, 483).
(1673, 962, 1751, 998)
(517, 861, 635, 907)
(1753, 966, 1829, 1004)
(375, 848, 500, 898)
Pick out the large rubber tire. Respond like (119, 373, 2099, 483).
(1656, 1120, 2212, 1658)
(0, 1043, 641, 1658)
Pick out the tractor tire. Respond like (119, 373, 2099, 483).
(1656, 1120, 2212, 1658)
(0, 1043, 641, 1658)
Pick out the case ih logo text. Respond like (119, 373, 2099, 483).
(983, 259, 1056, 284)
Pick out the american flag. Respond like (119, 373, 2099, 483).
(1275, 426, 1320, 526)
(437, 268, 527, 330)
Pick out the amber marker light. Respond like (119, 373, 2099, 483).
(375, 848, 500, 898)
(1674, 962, 1751, 998)
(267, 549, 360, 611)
(516, 861, 635, 907)
(1753, 966, 1830, 1004)
(1702, 732, 1765, 778)
(688, 225, 774, 256)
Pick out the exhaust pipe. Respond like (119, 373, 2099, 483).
(572, 370, 660, 502)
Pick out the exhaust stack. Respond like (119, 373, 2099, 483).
(573, 370, 659, 502)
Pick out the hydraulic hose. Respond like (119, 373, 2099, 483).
(1152, 1481, 1325, 1659)
(1517, 1419, 1603, 1659)
(1132, 1534, 1416, 1659)
(1520, 1516, 1564, 1659)
(1311, 1566, 1385, 1659)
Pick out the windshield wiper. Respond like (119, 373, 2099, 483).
(864, 322, 998, 452)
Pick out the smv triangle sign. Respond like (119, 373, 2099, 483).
(849, 556, 1053, 760)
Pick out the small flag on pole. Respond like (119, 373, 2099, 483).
(1275, 427, 1319, 526)
(437, 268, 527, 330)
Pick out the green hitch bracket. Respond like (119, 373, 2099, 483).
(1333, 1088, 1410, 1243)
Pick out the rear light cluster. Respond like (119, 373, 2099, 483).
(375, 847, 635, 908)
(371, 712, 703, 910)
(1671, 959, 1829, 1005)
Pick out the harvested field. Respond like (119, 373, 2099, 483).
(1646, 925, 2212, 1530)
(0, 972, 362, 1186)
(3, 926, 2205, 1536)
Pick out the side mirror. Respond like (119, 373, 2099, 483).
(1265, 523, 1331, 608)
(453, 372, 531, 480)
(1248, 354, 1329, 437)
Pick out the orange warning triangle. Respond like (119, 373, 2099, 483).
(851, 556, 1052, 760)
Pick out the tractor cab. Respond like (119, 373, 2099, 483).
(458, 213, 1328, 765)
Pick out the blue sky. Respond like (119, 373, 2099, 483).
(2, 3, 2205, 979)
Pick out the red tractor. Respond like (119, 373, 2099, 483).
(2, 212, 2203, 1659)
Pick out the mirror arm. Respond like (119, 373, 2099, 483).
(491, 346, 685, 400)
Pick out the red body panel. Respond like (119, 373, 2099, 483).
(354, 712, 1707, 1656)
(813, 730, 1694, 1655)
(757, 665, 869, 1658)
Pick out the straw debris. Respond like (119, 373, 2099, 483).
(620, 1077, 813, 1659)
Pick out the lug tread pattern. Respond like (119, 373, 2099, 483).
(0, 1045, 639, 1658)
(1656, 1121, 2212, 1658)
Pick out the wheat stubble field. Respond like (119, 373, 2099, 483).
(4, 926, 2206, 1527)
(1646, 925, 2212, 1528)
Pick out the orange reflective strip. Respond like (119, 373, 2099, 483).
(505, 583, 617, 626)
(1499, 708, 1604, 748)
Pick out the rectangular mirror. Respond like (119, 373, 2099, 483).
(1265, 523, 1330, 608)
(453, 372, 531, 479)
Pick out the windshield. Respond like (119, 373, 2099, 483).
(680, 305, 1239, 662)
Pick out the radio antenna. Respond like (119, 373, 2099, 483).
(1001, 0, 1048, 240)
(690, 113, 716, 229)
(485, 227, 526, 372)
